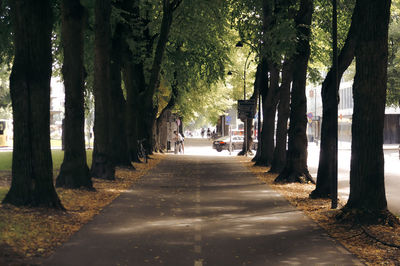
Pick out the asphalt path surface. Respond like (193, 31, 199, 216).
(45, 139, 361, 266)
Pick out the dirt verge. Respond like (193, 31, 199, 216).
(0, 154, 164, 266)
(237, 156, 400, 265)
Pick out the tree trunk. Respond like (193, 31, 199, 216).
(252, 60, 269, 161)
(238, 116, 255, 155)
(253, 0, 272, 163)
(275, 0, 314, 184)
(254, 63, 279, 165)
(122, 62, 141, 162)
(343, 0, 392, 222)
(119, 0, 141, 163)
(91, 0, 115, 180)
(310, 4, 359, 198)
(252, 62, 265, 161)
(140, 0, 181, 153)
(109, 22, 132, 168)
(56, 0, 93, 189)
(269, 60, 292, 173)
(156, 109, 170, 152)
(3, 0, 63, 208)
(156, 74, 178, 152)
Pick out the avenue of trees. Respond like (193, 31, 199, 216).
(0, 0, 398, 223)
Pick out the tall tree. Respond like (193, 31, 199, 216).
(342, 0, 393, 222)
(252, 61, 267, 162)
(254, 62, 279, 164)
(91, 0, 115, 180)
(3, 0, 63, 208)
(159, 0, 231, 130)
(253, 0, 273, 164)
(108, 10, 131, 167)
(269, 59, 292, 173)
(56, 0, 93, 189)
(310, 2, 358, 198)
(118, 0, 142, 163)
(275, 0, 314, 184)
(138, 0, 182, 153)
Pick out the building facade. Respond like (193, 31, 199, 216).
(307, 80, 400, 144)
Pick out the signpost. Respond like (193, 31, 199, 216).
(237, 99, 256, 155)
(226, 115, 231, 125)
(238, 99, 257, 121)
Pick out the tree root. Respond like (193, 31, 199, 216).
(336, 208, 400, 227)
(253, 160, 271, 167)
(335, 208, 400, 249)
(274, 170, 315, 184)
(309, 189, 330, 199)
(360, 225, 400, 249)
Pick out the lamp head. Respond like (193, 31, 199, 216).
(235, 41, 243, 47)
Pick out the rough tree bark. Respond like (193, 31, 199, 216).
(253, 59, 269, 163)
(118, 0, 142, 163)
(252, 64, 263, 162)
(253, 0, 272, 163)
(269, 60, 293, 173)
(91, 0, 115, 180)
(3, 0, 63, 208)
(341, 0, 394, 223)
(156, 72, 179, 152)
(254, 63, 279, 165)
(122, 61, 142, 163)
(275, 0, 314, 184)
(237, 115, 255, 156)
(310, 5, 359, 198)
(109, 20, 132, 167)
(139, 0, 182, 153)
(56, 0, 93, 189)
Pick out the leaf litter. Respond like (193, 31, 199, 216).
(3, 154, 399, 265)
(0, 154, 163, 265)
(238, 156, 400, 265)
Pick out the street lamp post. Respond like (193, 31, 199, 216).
(228, 49, 253, 155)
(242, 51, 253, 155)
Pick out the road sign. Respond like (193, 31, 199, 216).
(238, 99, 256, 120)
(226, 115, 231, 125)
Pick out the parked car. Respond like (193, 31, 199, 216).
(212, 136, 258, 152)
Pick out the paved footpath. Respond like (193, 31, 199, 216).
(44, 155, 362, 266)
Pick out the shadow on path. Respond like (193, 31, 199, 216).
(44, 154, 362, 266)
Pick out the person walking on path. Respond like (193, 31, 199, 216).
(173, 130, 184, 154)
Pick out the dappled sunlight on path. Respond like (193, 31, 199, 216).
(44, 147, 361, 266)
